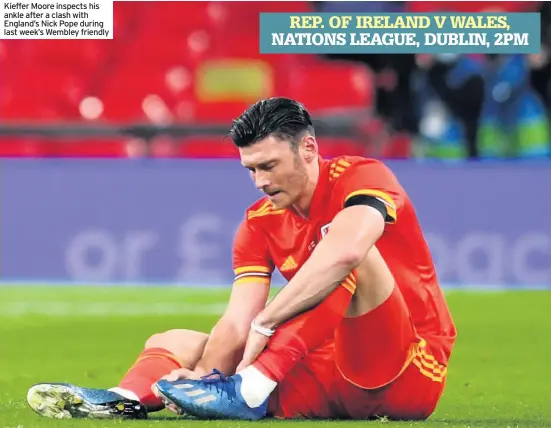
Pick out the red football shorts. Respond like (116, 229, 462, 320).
(268, 284, 448, 420)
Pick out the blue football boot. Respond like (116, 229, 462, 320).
(155, 369, 268, 420)
(27, 383, 147, 419)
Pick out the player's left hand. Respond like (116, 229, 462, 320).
(236, 329, 270, 372)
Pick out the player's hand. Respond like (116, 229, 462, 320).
(151, 368, 204, 414)
(236, 329, 270, 372)
(163, 367, 203, 381)
(151, 368, 201, 398)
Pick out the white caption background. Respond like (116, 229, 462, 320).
(2, 0, 113, 39)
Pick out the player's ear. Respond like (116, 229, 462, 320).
(300, 135, 318, 163)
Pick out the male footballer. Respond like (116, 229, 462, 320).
(27, 97, 456, 421)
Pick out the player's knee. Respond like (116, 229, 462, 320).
(144, 332, 165, 349)
(144, 329, 209, 364)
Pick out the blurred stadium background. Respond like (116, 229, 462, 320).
(1, 0, 551, 160)
(0, 0, 549, 287)
(0, 2, 550, 426)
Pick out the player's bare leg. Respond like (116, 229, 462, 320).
(343, 246, 395, 317)
(144, 329, 209, 368)
(27, 329, 208, 420)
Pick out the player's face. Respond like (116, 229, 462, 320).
(239, 136, 312, 209)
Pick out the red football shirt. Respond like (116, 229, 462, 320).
(233, 156, 457, 364)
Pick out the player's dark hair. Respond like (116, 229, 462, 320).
(229, 97, 315, 150)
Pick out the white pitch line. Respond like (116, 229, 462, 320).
(0, 281, 548, 290)
(0, 301, 228, 317)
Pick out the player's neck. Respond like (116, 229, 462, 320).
(291, 162, 320, 219)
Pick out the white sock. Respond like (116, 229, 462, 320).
(108, 387, 140, 402)
(237, 366, 277, 408)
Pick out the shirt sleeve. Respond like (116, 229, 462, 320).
(232, 219, 274, 286)
(333, 160, 405, 224)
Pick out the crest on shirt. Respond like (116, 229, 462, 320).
(320, 223, 331, 238)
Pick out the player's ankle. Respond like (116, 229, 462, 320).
(237, 366, 277, 408)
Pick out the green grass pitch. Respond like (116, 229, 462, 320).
(0, 286, 549, 428)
